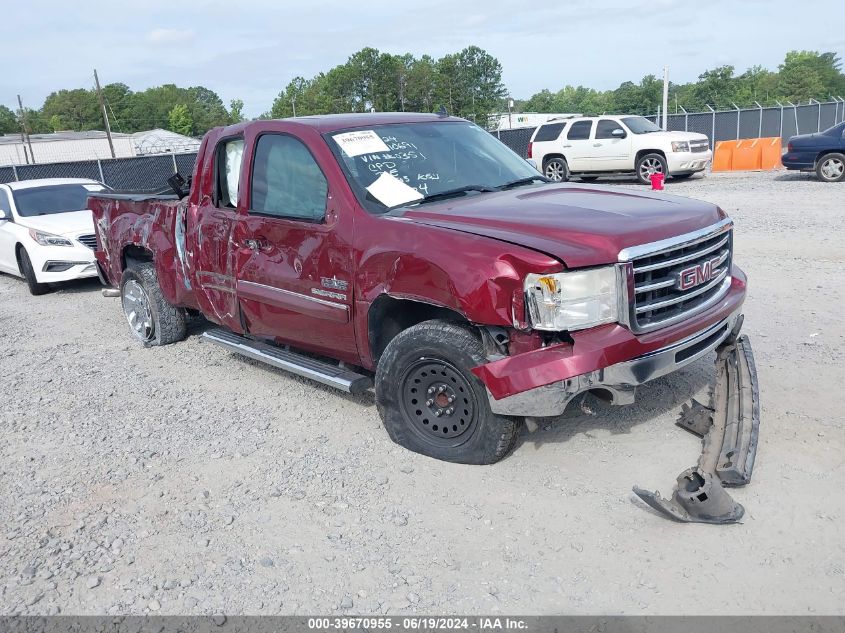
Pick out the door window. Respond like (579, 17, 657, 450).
(215, 138, 244, 208)
(596, 120, 623, 139)
(0, 189, 11, 218)
(567, 121, 593, 140)
(250, 134, 328, 221)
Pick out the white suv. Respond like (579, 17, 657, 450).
(527, 115, 712, 184)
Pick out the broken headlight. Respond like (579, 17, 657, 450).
(524, 267, 619, 331)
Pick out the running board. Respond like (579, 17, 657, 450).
(202, 328, 372, 395)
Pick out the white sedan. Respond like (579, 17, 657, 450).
(0, 178, 107, 295)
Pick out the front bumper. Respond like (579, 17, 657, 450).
(666, 149, 712, 173)
(474, 270, 747, 417)
(29, 243, 98, 284)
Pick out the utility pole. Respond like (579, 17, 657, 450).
(662, 65, 669, 130)
(17, 95, 35, 164)
(291, 95, 297, 117)
(94, 69, 116, 159)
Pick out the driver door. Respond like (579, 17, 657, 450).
(232, 129, 358, 364)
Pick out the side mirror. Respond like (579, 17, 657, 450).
(612, 128, 626, 138)
(525, 158, 540, 172)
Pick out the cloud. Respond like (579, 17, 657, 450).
(146, 28, 195, 44)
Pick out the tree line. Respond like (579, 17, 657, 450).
(1, 48, 842, 140)
(521, 51, 845, 116)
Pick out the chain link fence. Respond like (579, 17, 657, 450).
(493, 99, 845, 157)
(0, 152, 198, 192)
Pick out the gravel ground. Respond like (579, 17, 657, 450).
(1, 170, 843, 616)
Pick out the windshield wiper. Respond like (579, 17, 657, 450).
(498, 176, 549, 190)
(416, 185, 498, 205)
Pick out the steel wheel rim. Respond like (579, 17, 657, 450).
(640, 158, 664, 179)
(399, 357, 478, 447)
(821, 158, 844, 180)
(545, 161, 565, 181)
(122, 279, 154, 342)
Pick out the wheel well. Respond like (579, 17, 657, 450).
(368, 295, 469, 366)
(816, 150, 844, 165)
(121, 244, 154, 270)
(635, 149, 667, 164)
(14, 243, 24, 272)
(542, 153, 567, 168)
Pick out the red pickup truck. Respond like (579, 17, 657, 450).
(90, 113, 756, 474)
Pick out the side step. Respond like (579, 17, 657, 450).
(202, 328, 372, 395)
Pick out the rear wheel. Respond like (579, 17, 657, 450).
(816, 153, 845, 182)
(636, 153, 667, 185)
(544, 157, 569, 182)
(375, 320, 520, 464)
(17, 248, 50, 295)
(120, 262, 187, 346)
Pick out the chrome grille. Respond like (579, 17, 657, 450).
(77, 234, 97, 250)
(690, 140, 709, 153)
(623, 223, 732, 333)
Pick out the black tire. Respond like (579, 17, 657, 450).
(17, 247, 50, 295)
(120, 262, 187, 347)
(636, 152, 668, 185)
(672, 172, 695, 180)
(816, 153, 845, 182)
(375, 320, 520, 464)
(579, 176, 599, 182)
(543, 157, 569, 182)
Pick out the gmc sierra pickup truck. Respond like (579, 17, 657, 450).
(90, 114, 758, 488)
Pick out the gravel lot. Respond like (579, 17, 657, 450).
(1, 170, 843, 616)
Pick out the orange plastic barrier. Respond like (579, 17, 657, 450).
(712, 137, 782, 172)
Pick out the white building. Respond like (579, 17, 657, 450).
(488, 112, 582, 131)
(0, 129, 200, 166)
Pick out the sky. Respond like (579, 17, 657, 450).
(2, 0, 843, 119)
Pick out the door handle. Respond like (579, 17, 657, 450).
(593, 143, 602, 147)
(562, 144, 572, 148)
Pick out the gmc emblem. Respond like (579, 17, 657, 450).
(676, 256, 722, 291)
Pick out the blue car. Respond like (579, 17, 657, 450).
(782, 121, 845, 182)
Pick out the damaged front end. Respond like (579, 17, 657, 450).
(633, 334, 760, 524)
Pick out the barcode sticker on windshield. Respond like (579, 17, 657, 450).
(334, 130, 390, 157)
(366, 173, 423, 208)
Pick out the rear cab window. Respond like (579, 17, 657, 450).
(214, 137, 244, 208)
(567, 120, 593, 140)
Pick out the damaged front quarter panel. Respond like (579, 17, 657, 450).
(633, 334, 760, 524)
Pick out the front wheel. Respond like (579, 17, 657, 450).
(17, 248, 50, 295)
(636, 153, 668, 185)
(544, 157, 569, 182)
(816, 153, 845, 182)
(375, 320, 520, 464)
(120, 262, 187, 347)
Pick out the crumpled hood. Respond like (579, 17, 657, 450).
(15, 210, 95, 237)
(401, 184, 727, 268)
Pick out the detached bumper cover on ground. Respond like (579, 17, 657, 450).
(634, 334, 760, 524)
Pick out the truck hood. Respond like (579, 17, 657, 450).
(639, 130, 709, 142)
(400, 184, 727, 268)
(15, 210, 95, 237)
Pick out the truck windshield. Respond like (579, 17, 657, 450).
(12, 183, 106, 217)
(326, 121, 543, 213)
(621, 116, 663, 134)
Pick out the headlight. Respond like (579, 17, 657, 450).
(29, 229, 74, 247)
(524, 267, 619, 331)
(671, 141, 690, 153)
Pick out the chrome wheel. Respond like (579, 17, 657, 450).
(639, 157, 665, 181)
(544, 159, 567, 182)
(820, 157, 844, 181)
(122, 279, 154, 342)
